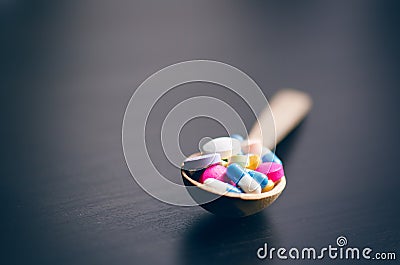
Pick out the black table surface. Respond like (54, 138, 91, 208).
(2, 1, 400, 265)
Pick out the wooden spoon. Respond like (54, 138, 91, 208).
(181, 89, 312, 217)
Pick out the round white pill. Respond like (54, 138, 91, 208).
(183, 153, 221, 170)
(201, 137, 241, 159)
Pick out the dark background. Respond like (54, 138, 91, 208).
(2, 1, 400, 264)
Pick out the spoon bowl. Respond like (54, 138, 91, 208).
(181, 164, 286, 217)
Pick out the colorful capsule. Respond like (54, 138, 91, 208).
(203, 178, 242, 194)
(246, 169, 269, 189)
(226, 163, 261, 194)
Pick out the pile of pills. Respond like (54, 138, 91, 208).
(183, 135, 284, 195)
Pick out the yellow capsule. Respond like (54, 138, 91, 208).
(262, 180, 275, 192)
(246, 154, 261, 170)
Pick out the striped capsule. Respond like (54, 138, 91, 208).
(203, 178, 242, 194)
(226, 163, 261, 194)
(246, 169, 269, 189)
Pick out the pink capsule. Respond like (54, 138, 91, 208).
(199, 164, 236, 186)
(255, 162, 284, 183)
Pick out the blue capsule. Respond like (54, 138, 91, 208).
(227, 163, 261, 194)
(226, 163, 245, 184)
(246, 170, 269, 188)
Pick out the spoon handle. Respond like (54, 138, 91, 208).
(248, 89, 312, 149)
